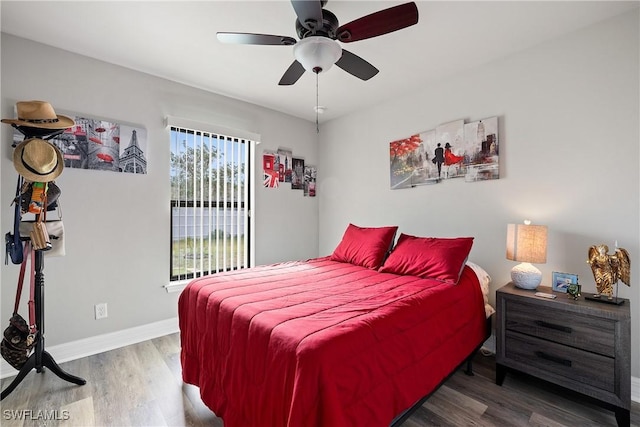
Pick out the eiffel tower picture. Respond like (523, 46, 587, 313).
(120, 129, 147, 174)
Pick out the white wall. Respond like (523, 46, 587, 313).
(1, 35, 318, 347)
(318, 11, 640, 377)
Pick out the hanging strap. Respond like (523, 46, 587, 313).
(12, 176, 22, 235)
(27, 244, 36, 334)
(13, 241, 29, 315)
(6, 176, 23, 265)
(39, 188, 48, 223)
(12, 241, 37, 334)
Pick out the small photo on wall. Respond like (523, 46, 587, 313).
(291, 158, 305, 190)
(304, 165, 317, 197)
(277, 148, 293, 182)
(263, 150, 279, 188)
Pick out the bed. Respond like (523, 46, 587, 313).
(179, 225, 494, 427)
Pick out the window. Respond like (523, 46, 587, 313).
(170, 125, 252, 282)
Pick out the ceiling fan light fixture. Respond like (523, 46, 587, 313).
(293, 36, 342, 74)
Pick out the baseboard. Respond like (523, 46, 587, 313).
(482, 332, 496, 354)
(632, 376, 640, 403)
(1, 317, 178, 379)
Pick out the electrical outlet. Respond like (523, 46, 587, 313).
(95, 303, 108, 320)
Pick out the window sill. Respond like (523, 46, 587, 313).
(164, 280, 191, 294)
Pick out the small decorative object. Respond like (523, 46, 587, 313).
(586, 243, 630, 305)
(552, 272, 578, 293)
(505, 220, 548, 290)
(567, 283, 581, 300)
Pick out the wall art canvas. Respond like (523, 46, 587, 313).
(262, 150, 279, 188)
(389, 117, 500, 189)
(277, 148, 293, 182)
(304, 165, 317, 197)
(13, 115, 148, 174)
(435, 119, 465, 180)
(462, 116, 499, 181)
(390, 131, 439, 189)
(291, 158, 305, 190)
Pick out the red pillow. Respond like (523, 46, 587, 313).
(330, 224, 398, 269)
(379, 234, 474, 284)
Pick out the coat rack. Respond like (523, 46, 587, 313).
(1, 125, 86, 400)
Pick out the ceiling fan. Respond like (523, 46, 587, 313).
(217, 1, 419, 86)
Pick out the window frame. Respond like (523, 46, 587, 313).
(168, 124, 254, 286)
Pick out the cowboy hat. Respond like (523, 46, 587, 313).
(2, 101, 74, 130)
(13, 138, 64, 182)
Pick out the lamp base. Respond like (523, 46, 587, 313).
(511, 262, 542, 290)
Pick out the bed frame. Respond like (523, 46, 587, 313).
(390, 315, 493, 426)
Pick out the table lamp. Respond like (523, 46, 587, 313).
(506, 220, 548, 289)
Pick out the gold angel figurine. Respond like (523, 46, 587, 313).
(587, 244, 630, 299)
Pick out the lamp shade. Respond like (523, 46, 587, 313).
(293, 36, 342, 73)
(506, 222, 548, 290)
(506, 223, 548, 263)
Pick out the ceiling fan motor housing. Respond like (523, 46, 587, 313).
(296, 9, 339, 40)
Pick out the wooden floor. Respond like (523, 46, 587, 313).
(1, 333, 638, 426)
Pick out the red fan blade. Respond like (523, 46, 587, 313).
(336, 2, 418, 43)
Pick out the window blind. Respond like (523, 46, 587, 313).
(170, 125, 252, 281)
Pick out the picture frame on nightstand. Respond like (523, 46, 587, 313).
(552, 272, 578, 293)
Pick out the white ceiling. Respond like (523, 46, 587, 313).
(1, 1, 637, 123)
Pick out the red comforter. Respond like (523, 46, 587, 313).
(179, 257, 486, 427)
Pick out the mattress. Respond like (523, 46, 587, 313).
(179, 257, 488, 427)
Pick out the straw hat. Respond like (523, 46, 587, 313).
(2, 101, 74, 130)
(13, 138, 64, 182)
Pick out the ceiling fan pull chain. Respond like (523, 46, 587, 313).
(316, 72, 320, 134)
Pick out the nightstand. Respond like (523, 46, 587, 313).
(496, 282, 631, 427)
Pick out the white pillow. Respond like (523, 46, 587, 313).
(467, 261, 496, 318)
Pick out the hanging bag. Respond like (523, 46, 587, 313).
(43, 220, 64, 257)
(5, 177, 24, 265)
(19, 183, 65, 257)
(15, 181, 61, 214)
(0, 242, 38, 370)
(29, 191, 51, 252)
(42, 189, 64, 257)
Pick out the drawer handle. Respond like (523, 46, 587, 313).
(534, 320, 572, 333)
(535, 351, 572, 367)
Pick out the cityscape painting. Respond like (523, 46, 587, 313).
(12, 114, 148, 174)
(390, 116, 499, 189)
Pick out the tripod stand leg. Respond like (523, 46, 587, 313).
(1, 353, 36, 400)
(42, 351, 86, 385)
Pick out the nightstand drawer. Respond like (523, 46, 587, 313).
(505, 299, 615, 356)
(505, 330, 615, 393)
